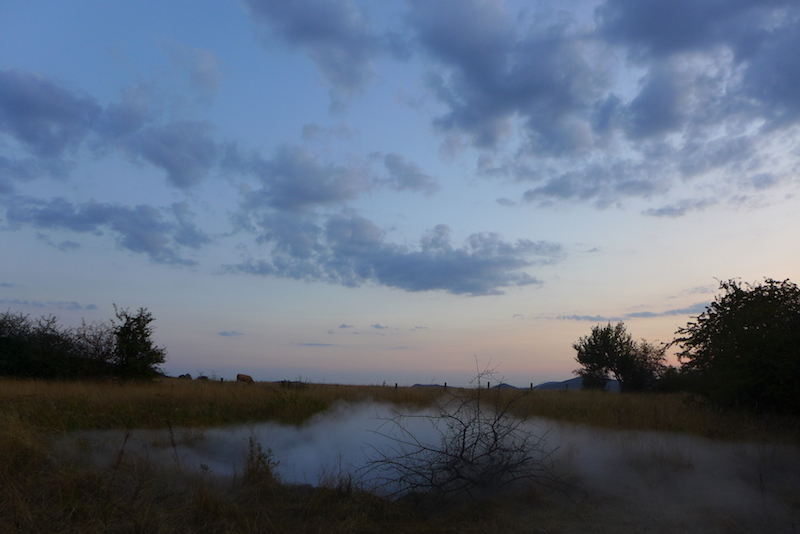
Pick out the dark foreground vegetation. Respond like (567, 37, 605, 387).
(1, 378, 799, 534)
(0, 306, 166, 381)
(574, 278, 800, 415)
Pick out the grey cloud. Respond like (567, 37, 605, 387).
(643, 199, 717, 218)
(219, 331, 244, 337)
(0, 299, 97, 311)
(36, 232, 81, 251)
(239, 145, 369, 211)
(382, 153, 438, 194)
(678, 135, 756, 178)
(522, 161, 665, 207)
(0, 69, 102, 159)
(3, 196, 208, 265)
(596, 0, 793, 61)
(741, 25, 800, 124)
(100, 85, 154, 139)
(747, 173, 780, 191)
(405, 1, 800, 210)
(298, 342, 338, 347)
(624, 64, 687, 139)
(625, 302, 709, 318)
(227, 214, 561, 296)
(0, 69, 223, 189)
(0, 155, 72, 186)
(339, 324, 353, 328)
(243, 0, 389, 108)
(126, 121, 218, 189)
(371, 324, 388, 329)
(558, 314, 617, 322)
(171, 202, 213, 249)
(558, 301, 709, 321)
(408, 0, 606, 154)
(597, 0, 800, 127)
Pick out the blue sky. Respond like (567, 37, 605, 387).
(2, 0, 798, 385)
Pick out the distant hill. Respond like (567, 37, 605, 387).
(491, 383, 518, 389)
(534, 377, 620, 392)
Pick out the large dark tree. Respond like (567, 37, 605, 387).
(674, 278, 800, 414)
(573, 322, 665, 392)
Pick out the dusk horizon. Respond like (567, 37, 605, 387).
(2, 0, 798, 386)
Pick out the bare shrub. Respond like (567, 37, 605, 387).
(365, 369, 559, 503)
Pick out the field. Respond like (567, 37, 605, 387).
(1, 378, 799, 533)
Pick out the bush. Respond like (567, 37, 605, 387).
(365, 370, 557, 504)
(674, 278, 800, 414)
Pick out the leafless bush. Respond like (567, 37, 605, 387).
(365, 369, 559, 503)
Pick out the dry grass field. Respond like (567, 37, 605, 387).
(1, 377, 798, 533)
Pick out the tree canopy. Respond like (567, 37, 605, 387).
(674, 278, 800, 414)
(573, 322, 665, 392)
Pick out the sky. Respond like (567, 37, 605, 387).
(1, 0, 799, 386)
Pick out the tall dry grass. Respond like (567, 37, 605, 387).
(2, 377, 796, 441)
(1, 377, 798, 533)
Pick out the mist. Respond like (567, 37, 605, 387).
(59, 401, 800, 531)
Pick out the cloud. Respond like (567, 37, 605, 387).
(643, 198, 717, 218)
(243, 0, 391, 109)
(236, 145, 370, 212)
(36, 232, 81, 251)
(3, 196, 209, 265)
(596, 0, 796, 61)
(522, 160, 666, 207)
(0, 68, 225, 191)
(0, 299, 97, 311)
(558, 301, 709, 322)
(624, 302, 709, 319)
(298, 342, 338, 347)
(381, 153, 438, 195)
(339, 324, 353, 328)
(218, 331, 244, 337)
(371, 323, 388, 329)
(227, 215, 561, 295)
(0, 69, 102, 159)
(407, 0, 606, 154)
(125, 121, 219, 189)
(393, 1, 800, 210)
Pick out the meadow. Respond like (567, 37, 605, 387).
(1, 378, 798, 533)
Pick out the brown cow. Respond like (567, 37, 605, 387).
(236, 373, 254, 384)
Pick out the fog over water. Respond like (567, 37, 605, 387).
(61, 401, 800, 531)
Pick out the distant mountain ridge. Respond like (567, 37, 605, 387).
(412, 378, 620, 391)
(534, 377, 620, 392)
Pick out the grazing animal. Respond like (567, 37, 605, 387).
(237, 373, 254, 384)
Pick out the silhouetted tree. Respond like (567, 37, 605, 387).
(112, 305, 167, 380)
(674, 278, 800, 414)
(573, 322, 666, 392)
